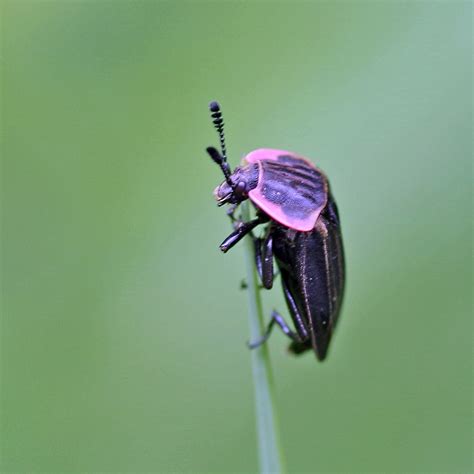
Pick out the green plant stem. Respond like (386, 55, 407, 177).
(241, 201, 285, 474)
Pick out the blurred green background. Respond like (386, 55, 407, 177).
(1, 1, 471, 472)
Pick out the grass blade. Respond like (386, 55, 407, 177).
(241, 201, 285, 474)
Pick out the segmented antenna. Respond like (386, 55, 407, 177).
(209, 101, 227, 161)
(208, 101, 233, 186)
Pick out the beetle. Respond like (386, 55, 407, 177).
(205, 101, 345, 361)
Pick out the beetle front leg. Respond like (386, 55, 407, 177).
(219, 215, 267, 253)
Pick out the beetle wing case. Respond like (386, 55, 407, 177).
(244, 149, 328, 231)
(272, 194, 345, 360)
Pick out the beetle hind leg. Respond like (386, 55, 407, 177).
(247, 271, 312, 352)
(247, 310, 302, 349)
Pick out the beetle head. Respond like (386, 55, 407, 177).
(212, 165, 257, 206)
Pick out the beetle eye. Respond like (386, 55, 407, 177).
(234, 181, 247, 197)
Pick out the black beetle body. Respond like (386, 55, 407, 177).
(206, 101, 345, 361)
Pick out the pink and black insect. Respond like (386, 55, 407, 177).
(206, 101, 345, 361)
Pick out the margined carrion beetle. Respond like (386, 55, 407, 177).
(206, 101, 345, 361)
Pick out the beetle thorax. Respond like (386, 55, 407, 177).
(213, 163, 259, 205)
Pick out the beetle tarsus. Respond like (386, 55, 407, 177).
(247, 336, 268, 350)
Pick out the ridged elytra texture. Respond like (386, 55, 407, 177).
(245, 149, 328, 231)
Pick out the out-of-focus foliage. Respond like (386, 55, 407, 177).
(2, 2, 471, 472)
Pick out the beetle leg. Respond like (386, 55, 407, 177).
(254, 228, 274, 289)
(281, 274, 309, 341)
(219, 215, 267, 253)
(247, 310, 301, 349)
(247, 272, 311, 349)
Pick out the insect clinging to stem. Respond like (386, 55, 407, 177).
(205, 101, 345, 361)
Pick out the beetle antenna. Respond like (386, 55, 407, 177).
(207, 100, 233, 187)
(209, 101, 227, 160)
